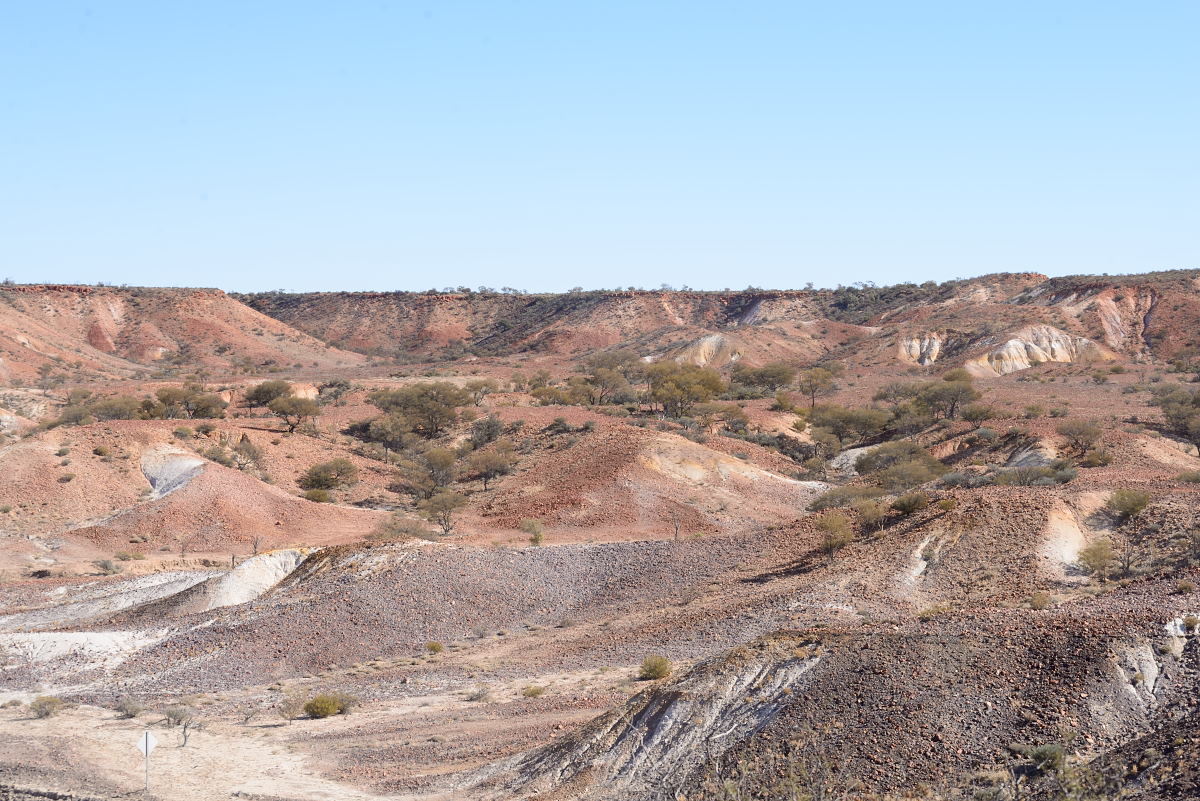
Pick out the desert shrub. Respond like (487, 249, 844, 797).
(162, 704, 194, 726)
(29, 696, 64, 718)
(968, 427, 998, 445)
(1055, 419, 1102, 454)
(816, 513, 854, 556)
(304, 695, 341, 718)
(645, 363, 726, 417)
(808, 486, 885, 511)
(1022, 743, 1067, 776)
(1028, 591, 1053, 611)
(816, 511, 854, 559)
(93, 559, 122, 575)
(298, 458, 358, 490)
(302, 489, 331, 503)
(58, 473, 75, 483)
(115, 696, 144, 719)
(1176, 580, 1196, 595)
(1080, 449, 1113, 467)
(89, 395, 144, 421)
(940, 471, 987, 489)
(891, 492, 929, 515)
(855, 441, 931, 474)
(114, 551, 144, 561)
(916, 602, 954, 620)
(329, 692, 358, 714)
(466, 686, 492, 702)
(1177, 471, 1200, 483)
(173, 426, 193, 439)
(851, 498, 890, 533)
(992, 462, 1076, 486)
(521, 685, 546, 698)
(92, 445, 111, 457)
(303, 692, 356, 718)
(425, 641, 444, 654)
(317, 379, 352, 405)
(469, 415, 504, 447)
(369, 513, 436, 542)
(55, 447, 69, 456)
(277, 694, 305, 721)
(873, 460, 946, 492)
(1078, 538, 1116, 582)
(638, 655, 673, 680)
(204, 446, 235, 467)
(1105, 489, 1150, 520)
(772, 390, 798, 412)
(935, 498, 957, 512)
(520, 518, 546, 546)
(232, 437, 263, 468)
(856, 442, 946, 491)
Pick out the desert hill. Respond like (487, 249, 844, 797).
(3, 269, 1200, 801)
(239, 270, 1200, 375)
(0, 284, 364, 383)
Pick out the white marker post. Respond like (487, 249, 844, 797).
(135, 730, 157, 794)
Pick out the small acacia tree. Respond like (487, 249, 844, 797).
(961, 403, 994, 429)
(795, 367, 835, 409)
(244, 380, 293, 409)
(1078, 538, 1116, 582)
(1056, 419, 1102, 455)
(465, 449, 514, 490)
(269, 396, 321, 432)
(419, 490, 467, 535)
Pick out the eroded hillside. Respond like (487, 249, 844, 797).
(3, 270, 1200, 801)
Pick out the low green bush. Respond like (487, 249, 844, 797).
(891, 492, 929, 515)
(638, 655, 673, 680)
(303, 692, 357, 718)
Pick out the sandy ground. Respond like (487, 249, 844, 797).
(2, 703, 389, 800)
(0, 662, 643, 801)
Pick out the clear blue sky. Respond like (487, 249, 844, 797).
(1, 2, 1196, 292)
